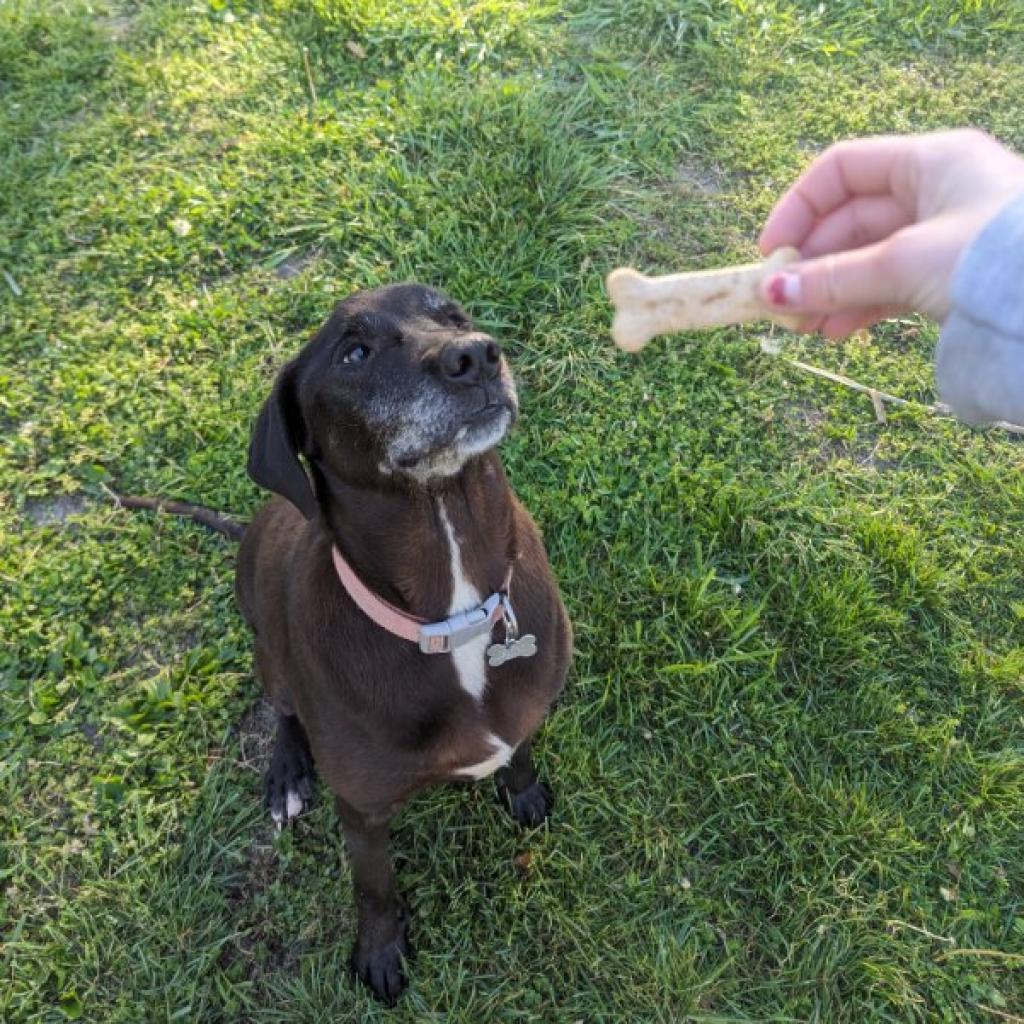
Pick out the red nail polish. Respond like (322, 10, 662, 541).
(765, 272, 800, 307)
(766, 274, 788, 306)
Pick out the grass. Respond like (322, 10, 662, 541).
(3, 0, 1024, 1020)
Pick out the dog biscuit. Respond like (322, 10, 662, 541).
(606, 247, 802, 352)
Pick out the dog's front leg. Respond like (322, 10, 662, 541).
(496, 737, 553, 827)
(336, 797, 409, 1005)
(265, 713, 315, 828)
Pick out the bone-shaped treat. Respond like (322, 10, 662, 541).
(606, 247, 802, 352)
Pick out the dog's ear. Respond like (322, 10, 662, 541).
(247, 361, 318, 519)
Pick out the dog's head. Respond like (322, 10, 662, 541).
(247, 284, 519, 517)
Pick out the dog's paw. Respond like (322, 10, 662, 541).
(264, 752, 314, 829)
(351, 916, 410, 1006)
(498, 779, 553, 827)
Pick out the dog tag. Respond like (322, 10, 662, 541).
(487, 634, 537, 667)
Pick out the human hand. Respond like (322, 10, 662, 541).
(757, 129, 1024, 338)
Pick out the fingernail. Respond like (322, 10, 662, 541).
(764, 272, 801, 307)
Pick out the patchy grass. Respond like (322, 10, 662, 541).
(3, 0, 1024, 1020)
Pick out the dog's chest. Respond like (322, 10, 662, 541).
(434, 503, 489, 704)
(433, 501, 506, 779)
(434, 498, 554, 780)
(437, 501, 492, 704)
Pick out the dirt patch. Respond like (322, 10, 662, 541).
(23, 494, 88, 527)
(774, 398, 827, 433)
(826, 438, 898, 472)
(236, 697, 277, 774)
(273, 249, 318, 280)
(675, 158, 724, 194)
(79, 720, 106, 752)
(226, 838, 279, 912)
(98, 14, 136, 43)
(221, 838, 299, 980)
(772, 399, 897, 469)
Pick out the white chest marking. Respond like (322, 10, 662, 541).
(456, 733, 513, 780)
(437, 499, 490, 701)
(436, 502, 511, 779)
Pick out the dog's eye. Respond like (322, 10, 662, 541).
(341, 343, 371, 365)
(443, 306, 470, 329)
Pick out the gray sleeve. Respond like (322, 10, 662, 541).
(934, 192, 1024, 427)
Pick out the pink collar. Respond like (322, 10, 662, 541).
(331, 545, 512, 654)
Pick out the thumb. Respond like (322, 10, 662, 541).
(761, 241, 908, 317)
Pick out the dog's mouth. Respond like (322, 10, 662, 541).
(450, 399, 513, 447)
(388, 392, 516, 479)
(468, 401, 502, 420)
(464, 399, 511, 425)
(394, 406, 511, 469)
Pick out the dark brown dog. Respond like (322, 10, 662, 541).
(235, 283, 572, 1004)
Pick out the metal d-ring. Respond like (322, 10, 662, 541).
(499, 593, 520, 643)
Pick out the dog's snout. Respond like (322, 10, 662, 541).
(440, 338, 500, 386)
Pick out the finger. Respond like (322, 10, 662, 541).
(759, 136, 919, 255)
(819, 306, 898, 339)
(802, 197, 913, 258)
(791, 314, 826, 335)
(761, 240, 908, 316)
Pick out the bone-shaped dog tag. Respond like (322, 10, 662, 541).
(487, 634, 537, 667)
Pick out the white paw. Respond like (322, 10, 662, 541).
(270, 788, 306, 830)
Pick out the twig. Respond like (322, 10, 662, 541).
(773, 350, 1024, 436)
(785, 356, 921, 410)
(885, 920, 956, 945)
(2, 268, 22, 297)
(302, 46, 317, 109)
(869, 388, 887, 424)
(985, 418, 1022, 435)
(977, 1004, 1024, 1024)
(936, 947, 1024, 965)
(111, 491, 245, 541)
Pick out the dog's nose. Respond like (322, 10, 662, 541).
(439, 338, 501, 385)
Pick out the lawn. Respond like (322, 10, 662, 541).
(3, 0, 1024, 1020)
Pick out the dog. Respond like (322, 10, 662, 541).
(234, 283, 572, 1004)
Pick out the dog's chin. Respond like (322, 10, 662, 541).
(387, 407, 512, 483)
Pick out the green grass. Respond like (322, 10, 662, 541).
(3, 0, 1024, 1020)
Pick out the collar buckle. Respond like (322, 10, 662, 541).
(417, 592, 502, 654)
